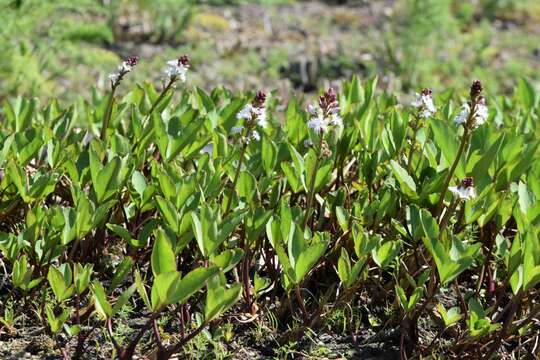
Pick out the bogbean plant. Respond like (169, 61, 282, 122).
(0, 54, 539, 359)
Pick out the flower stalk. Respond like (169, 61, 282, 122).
(224, 91, 267, 215)
(302, 134, 324, 231)
(436, 80, 486, 219)
(302, 88, 341, 230)
(100, 56, 139, 142)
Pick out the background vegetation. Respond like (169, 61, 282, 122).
(2, 0, 540, 102)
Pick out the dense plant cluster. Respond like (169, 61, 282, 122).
(0, 56, 539, 359)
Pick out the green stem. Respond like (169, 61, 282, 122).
(406, 124, 418, 174)
(146, 78, 175, 121)
(132, 78, 176, 154)
(301, 135, 324, 231)
(100, 86, 117, 142)
(224, 141, 247, 215)
(435, 127, 470, 219)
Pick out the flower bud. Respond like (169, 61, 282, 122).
(252, 91, 266, 108)
(125, 56, 140, 68)
(470, 80, 483, 101)
(461, 177, 474, 188)
(178, 55, 190, 68)
(421, 88, 432, 96)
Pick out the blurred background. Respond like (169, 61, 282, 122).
(1, 0, 539, 102)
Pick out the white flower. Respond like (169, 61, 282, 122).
(165, 60, 189, 82)
(304, 139, 313, 147)
(82, 132, 94, 146)
(307, 90, 341, 134)
(108, 72, 120, 85)
(251, 130, 261, 142)
(231, 126, 244, 134)
(237, 104, 253, 120)
(255, 107, 267, 128)
(119, 61, 133, 73)
(454, 102, 488, 128)
(307, 115, 328, 134)
(475, 103, 488, 126)
(329, 113, 342, 127)
(200, 143, 213, 155)
(412, 91, 436, 118)
(454, 103, 470, 126)
(449, 185, 476, 200)
(307, 103, 319, 117)
(236, 104, 267, 128)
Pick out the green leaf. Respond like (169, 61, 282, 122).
(337, 248, 352, 287)
(237, 171, 257, 201)
(45, 305, 70, 334)
(151, 229, 177, 276)
(135, 270, 151, 309)
(266, 217, 295, 282)
(74, 263, 93, 295)
(210, 249, 244, 273)
(517, 78, 536, 110)
(166, 267, 219, 306)
(431, 119, 464, 178)
(437, 304, 462, 327)
(294, 242, 327, 283)
(372, 240, 401, 268)
(389, 160, 417, 199)
(155, 196, 180, 234)
(112, 284, 137, 315)
(47, 266, 74, 302)
(90, 152, 123, 203)
(262, 135, 278, 176)
(92, 281, 112, 319)
(205, 280, 242, 322)
(108, 257, 133, 293)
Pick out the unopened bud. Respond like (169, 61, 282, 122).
(470, 80, 483, 100)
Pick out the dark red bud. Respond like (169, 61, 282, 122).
(178, 55, 190, 67)
(461, 177, 474, 188)
(253, 90, 266, 108)
(470, 80, 483, 100)
(421, 88, 432, 96)
(125, 56, 139, 67)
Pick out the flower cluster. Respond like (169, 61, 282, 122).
(411, 88, 436, 118)
(233, 91, 267, 143)
(165, 55, 190, 83)
(108, 56, 139, 87)
(307, 88, 342, 134)
(454, 80, 488, 130)
(449, 177, 476, 201)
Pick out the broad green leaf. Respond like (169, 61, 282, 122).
(166, 266, 219, 306)
(294, 243, 327, 283)
(389, 160, 417, 200)
(151, 229, 177, 276)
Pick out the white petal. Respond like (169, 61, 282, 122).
(330, 113, 342, 126)
(307, 104, 318, 116)
(474, 104, 488, 126)
(237, 104, 253, 120)
(108, 72, 119, 83)
(307, 116, 328, 133)
(201, 143, 213, 155)
(454, 104, 470, 125)
(411, 93, 422, 107)
(424, 95, 436, 113)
